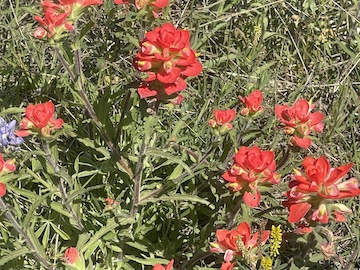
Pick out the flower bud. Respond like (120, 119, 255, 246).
(64, 247, 80, 265)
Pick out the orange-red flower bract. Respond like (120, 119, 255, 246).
(114, 0, 168, 18)
(283, 156, 360, 224)
(16, 101, 63, 137)
(210, 221, 269, 263)
(222, 146, 280, 207)
(34, 0, 102, 39)
(0, 154, 16, 197)
(208, 109, 236, 132)
(133, 23, 202, 102)
(221, 261, 236, 270)
(275, 99, 324, 148)
(0, 183, 6, 197)
(152, 259, 174, 270)
(239, 90, 263, 116)
(34, 3, 73, 38)
(64, 247, 80, 265)
(0, 154, 16, 174)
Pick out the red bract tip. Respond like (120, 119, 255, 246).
(152, 259, 174, 270)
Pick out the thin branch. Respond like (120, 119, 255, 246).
(54, 46, 133, 178)
(0, 198, 55, 270)
(165, 141, 201, 161)
(42, 141, 86, 232)
(54, 47, 76, 81)
(130, 138, 147, 217)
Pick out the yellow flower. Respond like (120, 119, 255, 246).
(270, 225, 282, 257)
(261, 256, 272, 270)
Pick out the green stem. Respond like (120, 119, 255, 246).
(42, 141, 86, 232)
(0, 198, 55, 270)
(165, 141, 201, 161)
(54, 46, 134, 178)
(130, 138, 147, 217)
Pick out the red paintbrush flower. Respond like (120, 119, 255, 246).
(283, 156, 360, 224)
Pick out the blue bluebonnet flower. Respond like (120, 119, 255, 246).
(0, 117, 24, 151)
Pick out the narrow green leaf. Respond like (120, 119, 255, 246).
(125, 33, 140, 48)
(138, 195, 214, 209)
(76, 170, 101, 178)
(125, 241, 148, 253)
(168, 165, 183, 180)
(84, 240, 101, 259)
(50, 223, 70, 240)
(42, 223, 50, 248)
(0, 247, 32, 266)
(0, 173, 18, 184)
(143, 115, 156, 142)
(76, 138, 111, 160)
(79, 20, 95, 40)
(8, 186, 41, 201)
(50, 201, 72, 218)
(27, 227, 48, 260)
(0, 107, 24, 116)
(35, 223, 47, 238)
(125, 255, 169, 266)
(67, 184, 104, 203)
(81, 218, 118, 253)
(76, 234, 91, 251)
(146, 148, 193, 176)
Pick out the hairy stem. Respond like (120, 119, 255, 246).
(42, 141, 86, 232)
(0, 198, 55, 270)
(130, 138, 147, 217)
(54, 46, 133, 178)
(165, 141, 200, 161)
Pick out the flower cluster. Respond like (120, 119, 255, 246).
(0, 117, 24, 151)
(0, 153, 16, 197)
(114, 0, 168, 18)
(269, 225, 282, 257)
(34, 0, 102, 39)
(152, 259, 174, 270)
(208, 109, 236, 134)
(210, 221, 269, 266)
(239, 90, 263, 116)
(275, 99, 324, 148)
(133, 23, 202, 102)
(222, 146, 280, 207)
(261, 256, 272, 270)
(283, 156, 360, 224)
(16, 101, 64, 138)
